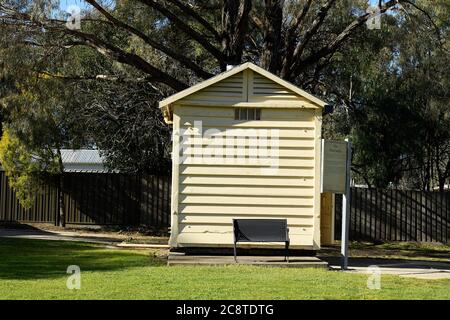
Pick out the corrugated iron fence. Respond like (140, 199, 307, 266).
(0, 171, 171, 228)
(335, 188, 450, 243)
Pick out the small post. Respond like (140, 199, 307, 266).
(341, 138, 352, 270)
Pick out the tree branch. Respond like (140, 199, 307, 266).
(281, 0, 312, 78)
(291, 0, 401, 79)
(401, 0, 444, 46)
(288, 0, 337, 79)
(65, 28, 188, 90)
(36, 71, 156, 83)
(85, 0, 213, 79)
(260, 0, 284, 73)
(165, 0, 221, 41)
(0, 5, 188, 91)
(138, 0, 226, 64)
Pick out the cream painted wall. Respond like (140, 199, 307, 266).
(167, 69, 323, 250)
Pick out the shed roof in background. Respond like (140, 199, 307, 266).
(61, 149, 107, 173)
(61, 149, 103, 164)
(0, 149, 110, 173)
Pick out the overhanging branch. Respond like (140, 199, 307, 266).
(291, 0, 402, 78)
(85, 0, 213, 79)
(0, 5, 189, 91)
(165, 0, 221, 41)
(138, 0, 226, 64)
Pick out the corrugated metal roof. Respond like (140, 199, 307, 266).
(61, 149, 104, 164)
(61, 149, 108, 173)
(0, 149, 113, 173)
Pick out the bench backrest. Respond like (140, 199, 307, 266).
(233, 219, 288, 243)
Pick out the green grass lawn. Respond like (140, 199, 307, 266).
(0, 238, 449, 300)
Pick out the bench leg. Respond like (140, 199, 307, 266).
(234, 242, 237, 263)
(285, 241, 289, 263)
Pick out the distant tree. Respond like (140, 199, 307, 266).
(0, 71, 85, 225)
(70, 80, 172, 173)
(324, 0, 450, 189)
(0, 129, 44, 208)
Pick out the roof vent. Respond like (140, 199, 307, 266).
(226, 65, 236, 71)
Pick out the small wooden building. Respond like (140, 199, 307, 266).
(159, 63, 327, 251)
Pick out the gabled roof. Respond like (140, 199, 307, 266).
(159, 62, 327, 109)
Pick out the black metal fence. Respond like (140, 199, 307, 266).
(335, 188, 450, 243)
(3, 171, 450, 243)
(0, 171, 171, 229)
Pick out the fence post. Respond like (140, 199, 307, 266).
(55, 179, 60, 227)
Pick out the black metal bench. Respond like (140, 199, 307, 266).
(232, 219, 290, 263)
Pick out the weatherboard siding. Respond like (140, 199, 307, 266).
(163, 65, 325, 250)
(171, 104, 320, 249)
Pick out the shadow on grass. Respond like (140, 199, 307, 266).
(321, 242, 450, 260)
(320, 256, 450, 269)
(349, 242, 450, 260)
(0, 238, 165, 280)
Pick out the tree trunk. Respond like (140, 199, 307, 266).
(221, 0, 252, 68)
(261, 0, 283, 73)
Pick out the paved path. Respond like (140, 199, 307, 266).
(325, 257, 450, 279)
(0, 227, 170, 248)
(0, 228, 123, 245)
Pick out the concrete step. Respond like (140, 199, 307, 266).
(168, 254, 329, 268)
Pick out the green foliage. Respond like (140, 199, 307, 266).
(0, 69, 82, 207)
(0, 129, 42, 208)
(323, 0, 450, 189)
(70, 81, 172, 173)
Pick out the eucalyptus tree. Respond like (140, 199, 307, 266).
(324, 0, 450, 189)
(0, 0, 446, 196)
(0, 71, 86, 225)
(0, 0, 433, 93)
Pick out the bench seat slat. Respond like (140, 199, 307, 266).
(233, 219, 290, 262)
(234, 219, 288, 242)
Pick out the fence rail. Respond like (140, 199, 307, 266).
(0, 171, 171, 229)
(335, 188, 450, 243)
